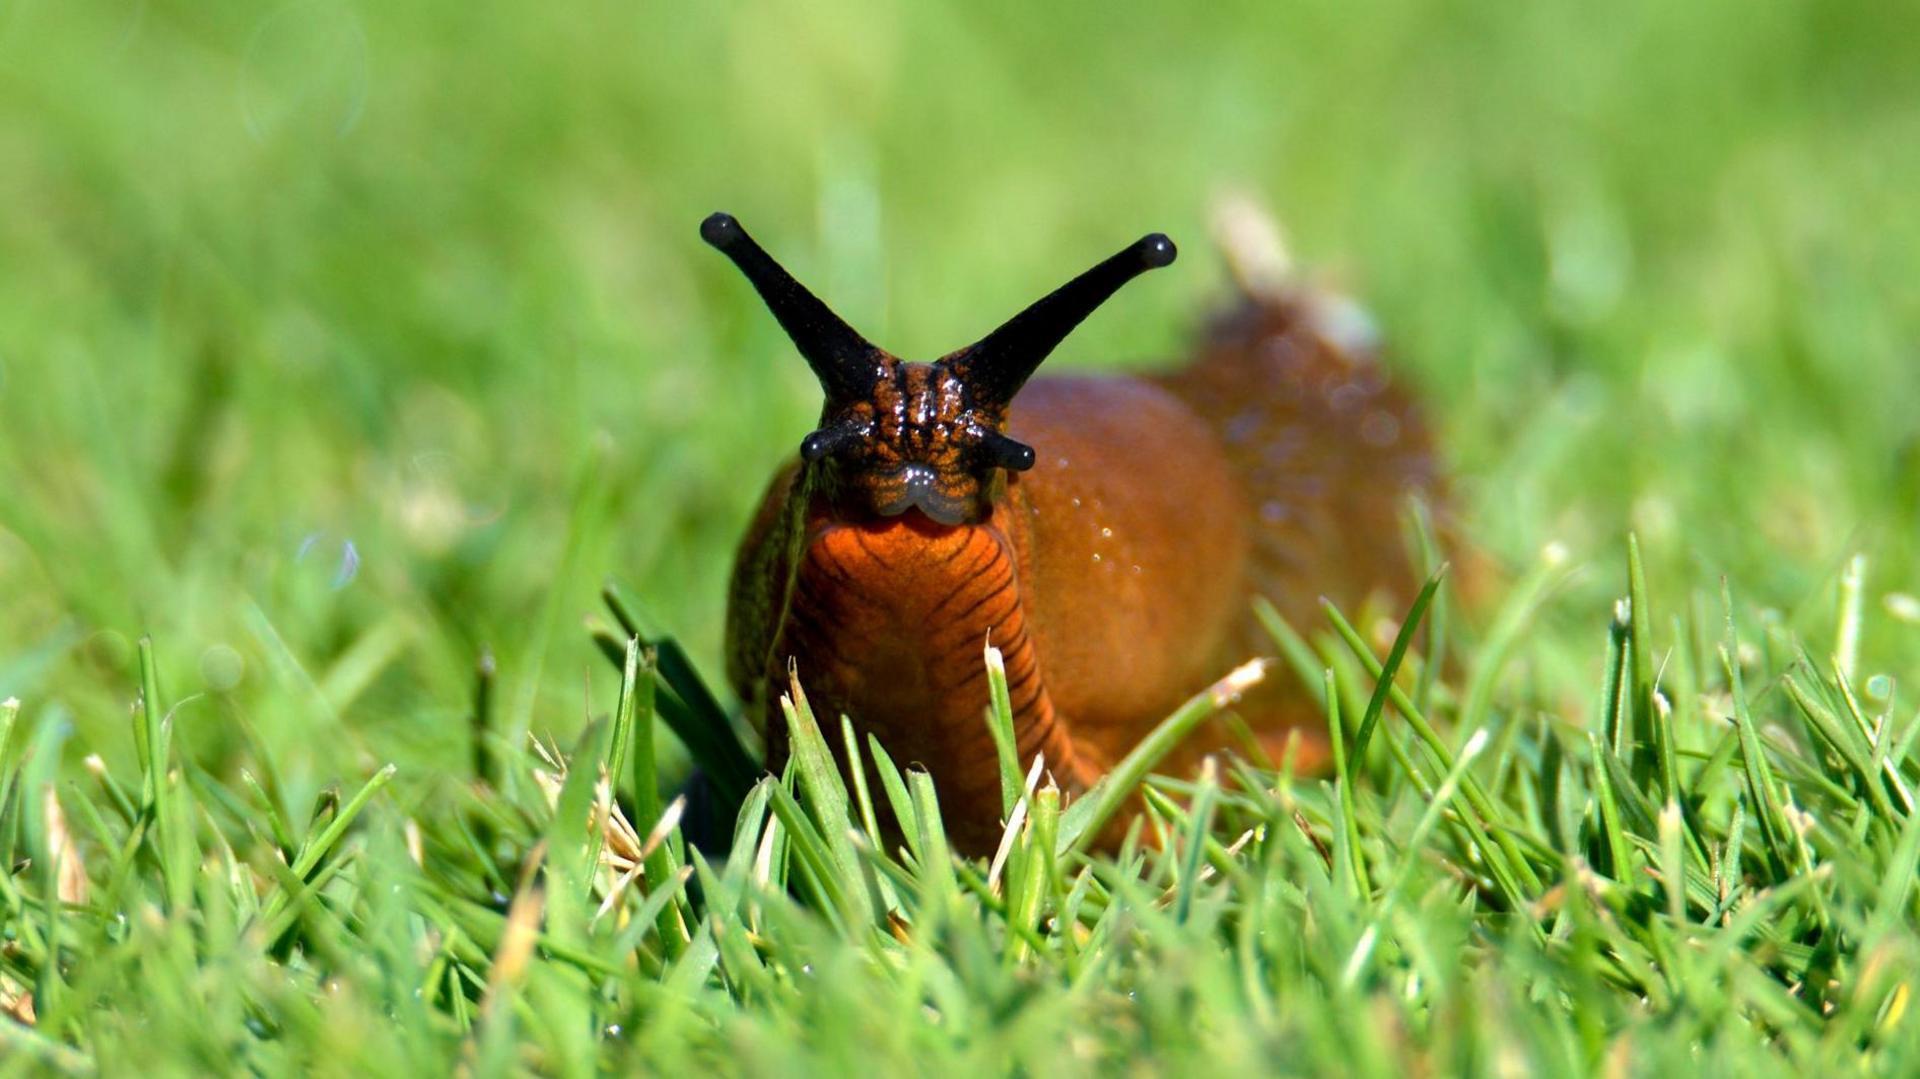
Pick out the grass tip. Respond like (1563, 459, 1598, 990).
(1211, 658, 1271, 707)
(1460, 727, 1490, 759)
(639, 794, 687, 862)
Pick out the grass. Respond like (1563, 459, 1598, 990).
(7, 556, 1920, 1073)
(3, 0, 1920, 1073)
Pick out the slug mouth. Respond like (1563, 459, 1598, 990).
(872, 464, 971, 527)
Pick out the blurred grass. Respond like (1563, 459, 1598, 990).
(4, 0, 1919, 784)
(1, 0, 1920, 1069)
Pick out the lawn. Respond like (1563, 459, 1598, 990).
(2, 0, 1919, 1073)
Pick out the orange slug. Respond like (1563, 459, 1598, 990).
(705, 210, 1438, 854)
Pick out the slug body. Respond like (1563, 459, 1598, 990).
(707, 212, 1436, 854)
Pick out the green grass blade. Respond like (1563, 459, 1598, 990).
(1324, 668, 1370, 897)
(1626, 533, 1673, 798)
(261, 763, 397, 927)
(840, 714, 881, 845)
(1347, 567, 1444, 763)
(1172, 760, 1220, 925)
(135, 636, 187, 910)
(1721, 584, 1794, 879)
(908, 767, 958, 913)
(778, 668, 870, 924)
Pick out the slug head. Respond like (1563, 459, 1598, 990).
(702, 211, 1175, 526)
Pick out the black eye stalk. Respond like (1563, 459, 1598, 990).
(701, 211, 888, 405)
(939, 232, 1177, 411)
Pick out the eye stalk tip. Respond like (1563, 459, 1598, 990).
(1136, 233, 1177, 269)
(798, 429, 834, 463)
(700, 212, 741, 249)
(980, 429, 1037, 472)
(800, 423, 863, 463)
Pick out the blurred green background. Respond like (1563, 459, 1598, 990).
(2, 0, 1917, 805)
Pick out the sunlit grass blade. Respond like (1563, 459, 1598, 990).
(983, 643, 1022, 820)
(1059, 659, 1271, 855)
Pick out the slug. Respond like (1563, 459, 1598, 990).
(705, 210, 1437, 854)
